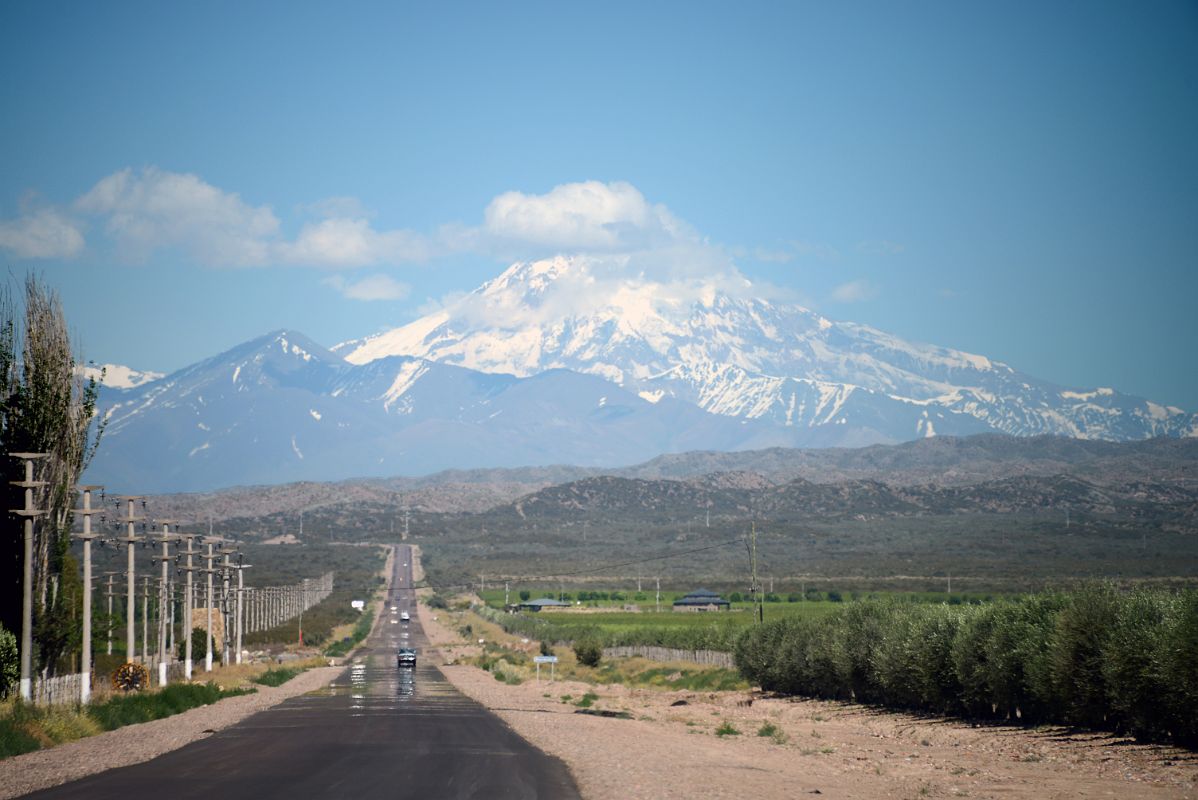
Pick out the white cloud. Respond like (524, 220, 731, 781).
(481, 180, 691, 253)
(325, 273, 410, 301)
(831, 279, 877, 303)
(76, 167, 280, 265)
(281, 218, 430, 267)
(5, 172, 798, 305)
(0, 207, 85, 259)
(68, 167, 429, 268)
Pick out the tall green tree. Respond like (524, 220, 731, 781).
(0, 275, 104, 675)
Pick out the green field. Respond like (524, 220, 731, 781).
(469, 589, 1002, 652)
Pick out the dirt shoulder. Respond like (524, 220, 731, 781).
(417, 602, 1198, 800)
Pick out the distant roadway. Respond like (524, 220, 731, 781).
(27, 544, 580, 799)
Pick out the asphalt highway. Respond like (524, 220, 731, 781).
(28, 544, 580, 800)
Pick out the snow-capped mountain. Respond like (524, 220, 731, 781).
(80, 363, 164, 389)
(339, 256, 1197, 444)
(86, 330, 784, 492)
(85, 257, 1194, 492)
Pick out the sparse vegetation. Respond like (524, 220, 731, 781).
(253, 666, 304, 687)
(757, 721, 788, 743)
(323, 607, 375, 657)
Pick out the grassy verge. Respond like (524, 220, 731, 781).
(253, 665, 306, 687)
(0, 682, 253, 760)
(323, 607, 374, 658)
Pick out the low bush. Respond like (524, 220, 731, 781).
(88, 682, 254, 731)
(323, 608, 374, 658)
(573, 638, 603, 667)
(254, 667, 302, 687)
(0, 625, 17, 698)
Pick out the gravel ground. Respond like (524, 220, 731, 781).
(0, 665, 344, 799)
(418, 603, 1198, 800)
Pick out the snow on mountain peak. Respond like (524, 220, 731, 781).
(338, 257, 1196, 443)
(80, 363, 164, 389)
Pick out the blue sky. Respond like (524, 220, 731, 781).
(1, 1, 1195, 407)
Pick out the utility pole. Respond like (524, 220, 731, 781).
(218, 544, 237, 664)
(142, 575, 150, 667)
(203, 539, 215, 672)
(298, 577, 308, 646)
(152, 521, 177, 686)
(115, 496, 144, 663)
(504, 581, 510, 607)
(655, 576, 661, 613)
(748, 523, 763, 624)
(73, 485, 102, 704)
(177, 534, 198, 679)
(9, 452, 48, 702)
(105, 573, 116, 655)
(230, 562, 250, 663)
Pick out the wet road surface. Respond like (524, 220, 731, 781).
(27, 545, 580, 799)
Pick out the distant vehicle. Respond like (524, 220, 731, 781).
(397, 647, 416, 668)
(400, 611, 410, 622)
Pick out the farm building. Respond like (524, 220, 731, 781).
(672, 589, 731, 612)
(517, 597, 572, 612)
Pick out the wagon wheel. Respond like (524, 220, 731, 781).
(112, 661, 150, 691)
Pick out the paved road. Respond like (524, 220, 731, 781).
(29, 545, 580, 799)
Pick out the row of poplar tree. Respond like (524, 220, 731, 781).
(0, 275, 105, 688)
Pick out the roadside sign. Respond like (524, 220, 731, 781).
(534, 654, 558, 683)
(351, 600, 365, 610)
